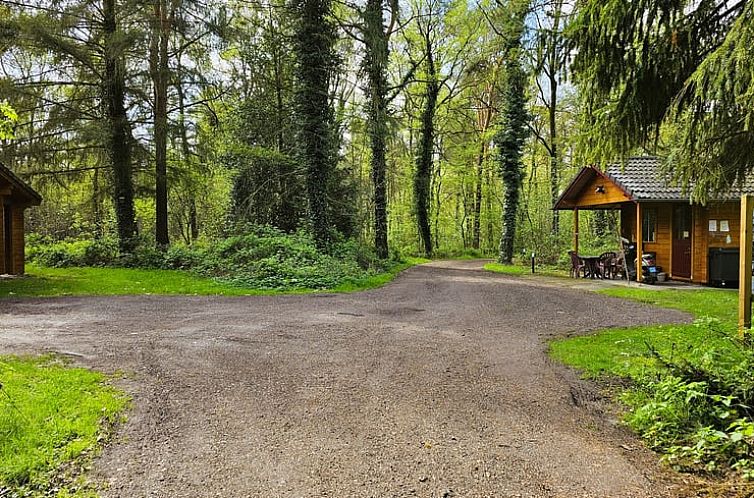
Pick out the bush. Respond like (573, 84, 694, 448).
(623, 319, 754, 479)
(26, 226, 402, 292)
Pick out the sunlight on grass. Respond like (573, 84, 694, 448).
(0, 355, 128, 495)
(550, 287, 739, 379)
(0, 259, 427, 298)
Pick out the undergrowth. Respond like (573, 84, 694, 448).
(25, 226, 409, 292)
(551, 287, 754, 480)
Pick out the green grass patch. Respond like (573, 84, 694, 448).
(549, 288, 737, 379)
(0, 355, 128, 495)
(484, 262, 568, 278)
(0, 259, 427, 298)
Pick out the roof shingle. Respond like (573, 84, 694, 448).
(604, 156, 754, 202)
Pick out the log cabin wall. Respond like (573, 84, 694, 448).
(11, 206, 24, 275)
(621, 203, 636, 241)
(692, 202, 740, 284)
(0, 199, 5, 274)
(641, 203, 672, 274)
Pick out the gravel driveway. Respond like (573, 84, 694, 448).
(0, 260, 692, 497)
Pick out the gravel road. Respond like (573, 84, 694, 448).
(0, 260, 693, 497)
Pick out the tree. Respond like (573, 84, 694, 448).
(362, 0, 397, 259)
(494, 0, 530, 264)
(530, 0, 567, 234)
(4, 0, 140, 252)
(102, 0, 139, 252)
(149, 0, 177, 248)
(569, 0, 753, 199)
(291, 0, 338, 250)
(0, 101, 17, 140)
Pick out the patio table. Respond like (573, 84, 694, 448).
(580, 256, 603, 279)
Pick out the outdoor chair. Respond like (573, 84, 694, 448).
(599, 252, 618, 279)
(568, 251, 585, 278)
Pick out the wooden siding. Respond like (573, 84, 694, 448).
(0, 200, 4, 274)
(691, 202, 740, 284)
(569, 174, 631, 208)
(11, 206, 24, 275)
(641, 203, 672, 273)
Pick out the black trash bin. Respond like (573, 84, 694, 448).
(708, 248, 739, 287)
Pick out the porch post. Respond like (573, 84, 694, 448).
(738, 195, 754, 338)
(636, 202, 643, 283)
(573, 208, 579, 255)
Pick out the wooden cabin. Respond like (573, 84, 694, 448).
(554, 157, 754, 285)
(0, 163, 41, 275)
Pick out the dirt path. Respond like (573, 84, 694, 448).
(0, 260, 693, 497)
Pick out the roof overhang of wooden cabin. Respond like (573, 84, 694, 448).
(555, 156, 754, 210)
(553, 166, 634, 210)
(0, 163, 41, 207)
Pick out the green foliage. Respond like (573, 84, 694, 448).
(622, 331, 754, 478)
(568, 0, 754, 200)
(226, 145, 304, 233)
(0, 100, 17, 139)
(23, 227, 416, 294)
(0, 355, 127, 495)
(494, 0, 530, 264)
(551, 286, 754, 479)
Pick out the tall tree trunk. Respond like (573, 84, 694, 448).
(363, 0, 390, 259)
(102, 0, 137, 253)
(472, 80, 496, 250)
(151, 0, 171, 247)
(292, 0, 335, 251)
(547, 1, 563, 236)
(176, 54, 198, 243)
(414, 34, 438, 257)
(496, 2, 530, 264)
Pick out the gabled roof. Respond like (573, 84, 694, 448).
(0, 162, 42, 205)
(555, 156, 754, 210)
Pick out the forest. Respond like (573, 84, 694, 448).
(3, 0, 754, 491)
(0, 0, 752, 279)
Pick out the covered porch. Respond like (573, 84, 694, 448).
(555, 158, 750, 286)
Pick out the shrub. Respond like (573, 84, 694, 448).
(26, 226, 402, 292)
(623, 319, 754, 479)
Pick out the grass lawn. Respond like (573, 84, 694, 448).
(0, 355, 127, 495)
(484, 262, 569, 278)
(549, 286, 740, 379)
(0, 259, 427, 298)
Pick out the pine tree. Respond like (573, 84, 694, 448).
(569, 0, 753, 199)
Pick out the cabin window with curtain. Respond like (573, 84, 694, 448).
(642, 209, 657, 243)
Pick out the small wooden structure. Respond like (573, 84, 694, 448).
(0, 163, 41, 275)
(555, 157, 754, 285)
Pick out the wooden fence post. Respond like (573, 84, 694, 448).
(738, 194, 754, 338)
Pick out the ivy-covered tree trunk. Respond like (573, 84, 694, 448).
(414, 35, 438, 257)
(292, 0, 336, 251)
(496, 1, 530, 264)
(363, 0, 390, 259)
(102, 0, 137, 253)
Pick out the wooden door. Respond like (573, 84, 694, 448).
(672, 205, 692, 278)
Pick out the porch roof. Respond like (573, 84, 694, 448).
(0, 162, 42, 206)
(555, 156, 754, 210)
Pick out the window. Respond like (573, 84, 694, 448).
(642, 209, 657, 243)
